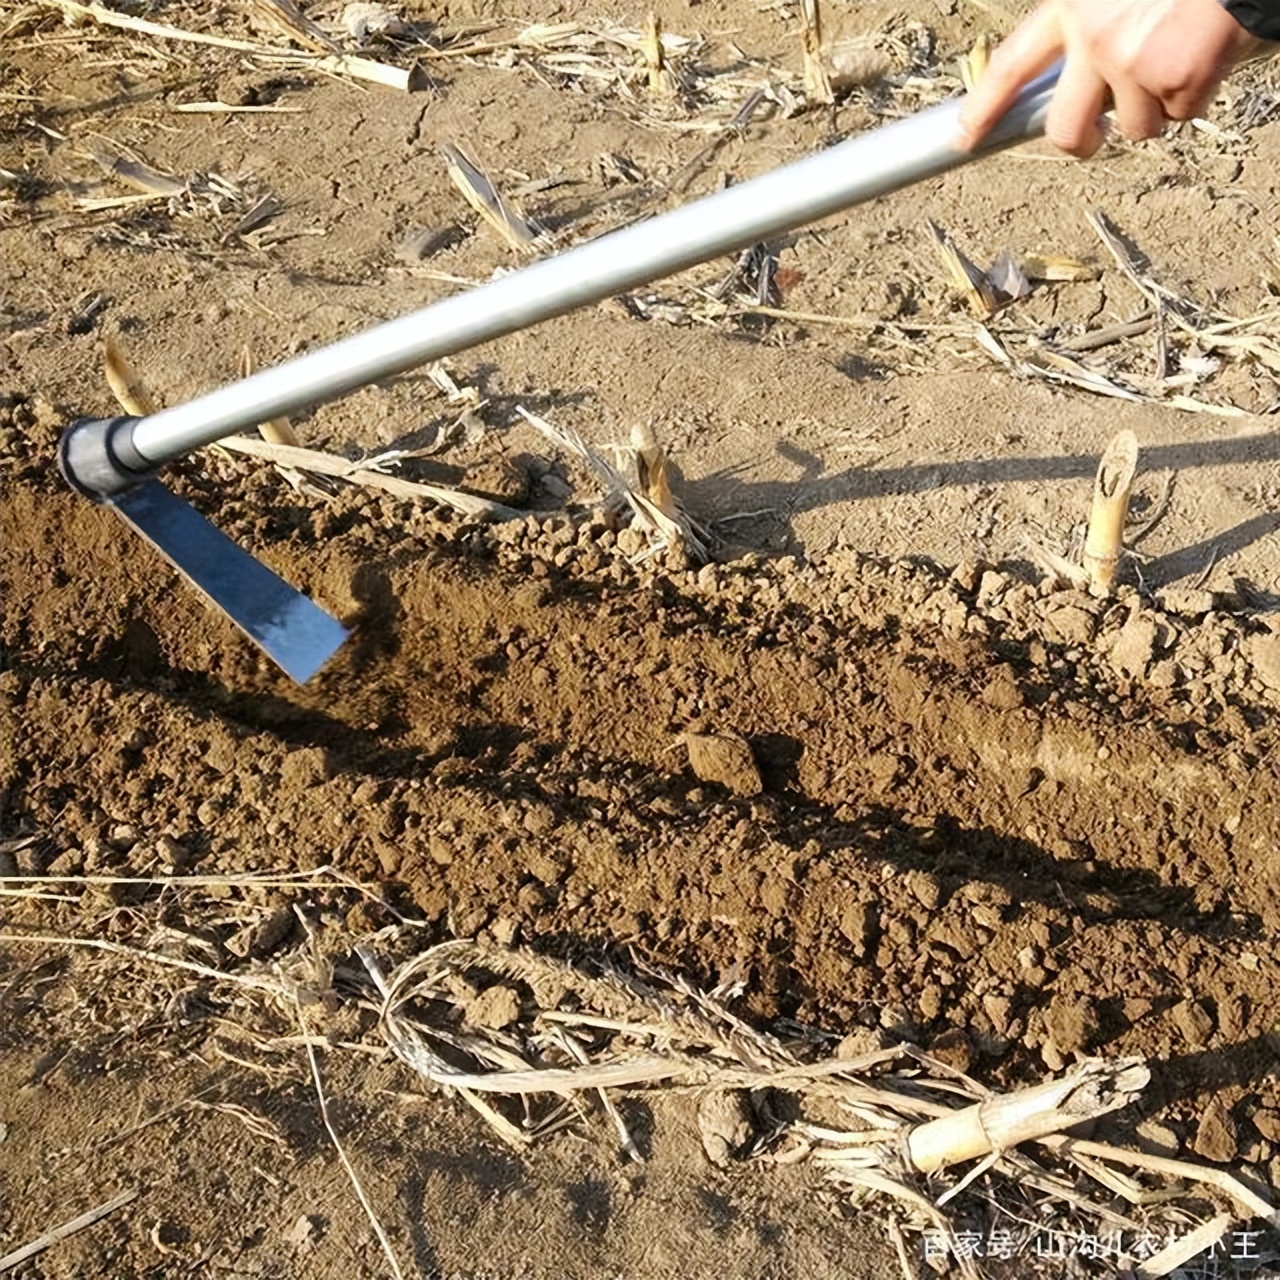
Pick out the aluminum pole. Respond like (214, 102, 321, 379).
(63, 65, 1059, 496)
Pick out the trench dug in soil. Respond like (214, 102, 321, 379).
(2, 399, 1278, 1275)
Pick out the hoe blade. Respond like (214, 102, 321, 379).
(110, 479, 349, 683)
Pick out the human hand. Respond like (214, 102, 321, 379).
(956, 0, 1259, 157)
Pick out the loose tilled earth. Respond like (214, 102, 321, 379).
(2, 1, 1279, 1278)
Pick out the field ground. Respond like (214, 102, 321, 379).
(1, 3, 1278, 1278)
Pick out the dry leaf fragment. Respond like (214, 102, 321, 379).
(103, 335, 161, 416)
(441, 143, 541, 255)
(986, 248, 1031, 303)
(960, 32, 992, 93)
(682, 731, 762, 797)
(927, 220, 1000, 317)
(1021, 252, 1098, 282)
(104, 156, 186, 198)
(250, 0, 339, 53)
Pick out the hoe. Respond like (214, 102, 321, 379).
(58, 66, 1060, 683)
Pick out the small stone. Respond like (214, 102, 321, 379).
(1046, 992, 1101, 1053)
(616, 526, 647, 557)
(109, 824, 140, 852)
(983, 994, 1014, 1037)
(249, 907, 295, 959)
(1122, 997, 1153, 1024)
(682, 731, 762, 797)
(839, 900, 873, 953)
(374, 842, 401, 876)
(970, 904, 1003, 931)
(1192, 1096, 1239, 1163)
(918, 984, 943, 1021)
(522, 802, 556, 836)
(941, 603, 970, 637)
(1171, 998, 1214, 1048)
(464, 984, 521, 1031)
(490, 916, 519, 946)
(45, 848, 85, 876)
(461, 456, 529, 506)
(951, 559, 984, 596)
(980, 665, 1025, 710)
(976, 570, 1008, 607)
(1158, 587, 1216, 616)
(697, 1090, 755, 1167)
(836, 1027, 890, 1058)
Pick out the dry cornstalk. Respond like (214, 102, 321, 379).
(0, 1189, 139, 1273)
(799, 0, 833, 104)
(442, 143, 543, 255)
(1135, 1213, 1232, 1279)
(103, 335, 160, 416)
(50, 1, 423, 92)
(237, 346, 301, 446)
(928, 220, 1000, 318)
(904, 1057, 1150, 1173)
(1083, 429, 1138, 592)
(517, 405, 707, 558)
(249, 0, 339, 54)
(959, 32, 992, 93)
(641, 12, 667, 95)
(216, 435, 524, 519)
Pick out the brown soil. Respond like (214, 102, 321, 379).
(2, 3, 1279, 1278)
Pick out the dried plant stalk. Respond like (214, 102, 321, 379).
(250, 0, 339, 54)
(238, 346, 301, 446)
(1021, 252, 1098, 282)
(1083, 429, 1138, 592)
(52, 1, 420, 92)
(0, 1189, 139, 1272)
(217, 435, 523, 520)
(960, 33, 992, 93)
(641, 12, 667, 95)
(928, 221, 999, 318)
(904, 1058, 1150, 1173)
(442, 143, 541, 255)
(103, 335, 161, 416)
(799, 0, 832, 104)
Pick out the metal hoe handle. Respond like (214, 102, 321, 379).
(59, 65, 1060, 497)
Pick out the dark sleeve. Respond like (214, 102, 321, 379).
(1223, 0, 1280, 40)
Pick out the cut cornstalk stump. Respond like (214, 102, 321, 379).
(904, 1057, 1150, 1174)
(1083, 429, 1139, 593)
